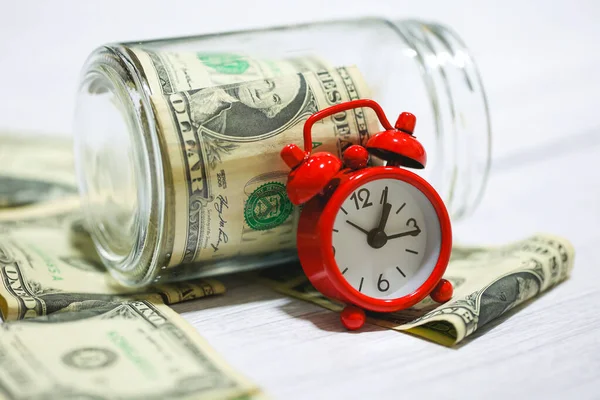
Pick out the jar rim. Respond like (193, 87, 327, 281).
(74, 46, 168, 286)
(389, 19, 492, 220)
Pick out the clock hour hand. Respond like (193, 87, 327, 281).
(387, 228, 421, 239)
(346, 220, 369, 235)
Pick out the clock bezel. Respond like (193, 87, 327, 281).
(299, 166, 452, 313)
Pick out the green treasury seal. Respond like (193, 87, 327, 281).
(244, 182, 293, 231)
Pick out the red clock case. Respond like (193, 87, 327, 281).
(297, 166, 452, 313)
(281, 99, 453, 329)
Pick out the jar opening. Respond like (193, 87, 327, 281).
(390, 20, 492, 220)
(74, 48, 165, 285)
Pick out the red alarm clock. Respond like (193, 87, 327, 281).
(280, 99, 453, 330)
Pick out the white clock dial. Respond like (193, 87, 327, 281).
(331, 178, 442, 300)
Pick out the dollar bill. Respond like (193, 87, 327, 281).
(0, 295, 265, 400)
(0, 134, 76, 208)
(0, 135, 226, 321)
(0, 202, 226, 321)
(151, 66, 379, 271)
(257, 234, 575, 345)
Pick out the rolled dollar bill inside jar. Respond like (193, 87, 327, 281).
(74, 18, 491, 286)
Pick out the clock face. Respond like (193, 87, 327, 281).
(331, 177, 441, 300)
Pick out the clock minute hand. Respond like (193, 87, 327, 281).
(346, 220, 369, 235)
(387, 228, 421, 239)
(377, 202, 392, 232)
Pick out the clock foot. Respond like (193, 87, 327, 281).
(341, 305, 366, 330)
(431, 279, 453, 303)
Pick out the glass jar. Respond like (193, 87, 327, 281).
(74, 18, 491, 287)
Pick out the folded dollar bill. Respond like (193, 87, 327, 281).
(0, 201, 226, 321)
(0, 134, 76, 209)
(0, 295, 266, 399)
(257, 234, 575, 345)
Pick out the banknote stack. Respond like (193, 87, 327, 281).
(0, 135, 265, 399)
(77, 46, 381, 286)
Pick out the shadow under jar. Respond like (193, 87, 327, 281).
(74, 18, 491, 287)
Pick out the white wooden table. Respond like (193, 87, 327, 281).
(2, 1, 600, 398)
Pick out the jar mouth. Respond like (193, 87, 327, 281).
(390, 20, 492, 220)
(74, 46, 167, 286)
